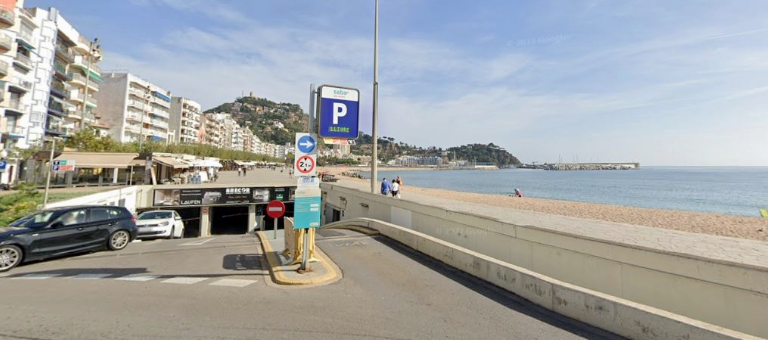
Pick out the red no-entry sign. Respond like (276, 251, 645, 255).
(266, 200, 286, 219)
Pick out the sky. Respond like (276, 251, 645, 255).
(29, 0, 768, 166)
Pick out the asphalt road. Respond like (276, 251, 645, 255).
(0, 232, 624, 340)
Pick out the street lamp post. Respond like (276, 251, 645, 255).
(42, 137, 57, 208)
(370, 0, 380, 193)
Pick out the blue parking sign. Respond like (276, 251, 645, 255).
(0, 160, 6, 171)
(318, 85, 359, 139)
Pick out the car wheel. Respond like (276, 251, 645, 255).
(169, 226, 176, 239)
(108, 230, 131, 251)
(0, 245, 23, 272)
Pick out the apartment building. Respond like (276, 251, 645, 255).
(24, 7, 105, 144)
(94, 72, 174, 144)
(0, 0, 30, 184)
(169, 97, 201, 144)
(201, 113, 223, 147)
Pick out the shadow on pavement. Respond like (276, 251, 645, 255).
(222, 253, 264, 271)
(370, 235, 627, 340)
(2, 267, 150, 279)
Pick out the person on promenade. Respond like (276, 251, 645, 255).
(391, 179, 400, 198)
(243, 166, 247, 176)
(381, 178, 391, 196)
(237, 167, 242, 177)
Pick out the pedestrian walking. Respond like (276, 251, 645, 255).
(243, 167, 247, 176)
(380, 178, 391, 196)
(391, 180, 400, 198)
(237, 167, 242, 177)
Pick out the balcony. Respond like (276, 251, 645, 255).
(55, 44, 75, 63)
(45, 123, 67, 136)
(3, 99, 26, 116)
(86, 96, 97, 107)
(126, 112, 143, 122)
(3, 125, 25, 139)
(48, 100, 67, 117)
(54, 61, 71, 80)
(68, 91, 84, 103)
(0, 60, 8, 77)
(13, 53, 33, 72)
(72, 55, 102, 74)
(50, 81, 70, 98)
(128, 99, 146, 111)
(0, 33, 11, 52)
(16, 29, 34, 48)
(8, 77, 31, 92)
(0, 6, 14, 28)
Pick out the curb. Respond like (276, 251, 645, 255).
(256, 231, 341, 286)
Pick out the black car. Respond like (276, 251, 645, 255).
(0, 205, 138, 272)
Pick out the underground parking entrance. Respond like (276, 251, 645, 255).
(210, 205, 250, 235)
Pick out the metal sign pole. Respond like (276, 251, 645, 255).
(42, 137, 56, 209)
(273, 217, 277, 239)
(300, 84, 317, 272)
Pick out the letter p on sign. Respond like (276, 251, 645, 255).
(333, 103, 347, 124)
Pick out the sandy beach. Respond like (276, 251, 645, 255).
(320, 167, 768, 242)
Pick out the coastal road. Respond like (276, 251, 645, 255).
(0, 232, 624, 340)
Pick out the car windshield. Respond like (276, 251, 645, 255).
(138, 211, 172, 220)
(9, 211, 56, 228)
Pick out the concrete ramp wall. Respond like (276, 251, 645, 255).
(321, 184, 768, 339)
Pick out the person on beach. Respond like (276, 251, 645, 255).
(381, 178, 391, 196)
(514, 188, 523, 197)
(391, 179, 400, 198)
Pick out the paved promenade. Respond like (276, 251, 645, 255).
(331, 177, 768, 270)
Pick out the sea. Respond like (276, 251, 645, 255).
(362, 167, 768, 217)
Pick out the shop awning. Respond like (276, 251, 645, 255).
(54, 152, 139, 169)
(233, 160, 245, 166)
(153, 156, 190, 169)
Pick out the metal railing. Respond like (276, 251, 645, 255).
(5, 125, 24, 135)
(51, 81, 69, 96)
(0, 60, 8, 75)
(86, 96, 98, 106)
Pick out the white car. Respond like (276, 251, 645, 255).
(136, 210, 185, 239)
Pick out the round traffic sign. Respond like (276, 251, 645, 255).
(266, 200, 286, 219)
(297, 135, 316, 154)
(296, 155, 315, 174)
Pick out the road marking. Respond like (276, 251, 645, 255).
(209, 279, 257, 287)
(180, 238, 216, 246)
(70, 273, 111, 280)
(115, 274, 160, 282)
(13, 273, 62, 280)
(162, 277, 207, 285)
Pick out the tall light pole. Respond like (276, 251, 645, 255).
(81, 37, 99, 129)
(42, 137, 58, 208)
(370, 0, 379, 193)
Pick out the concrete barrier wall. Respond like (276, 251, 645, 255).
(46, 186, 153, 213)
(321, 184, 768, 339)
(330, 218, 758, 340)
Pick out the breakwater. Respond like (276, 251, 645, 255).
(520, 163, 639, 170)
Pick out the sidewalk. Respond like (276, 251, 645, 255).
(256, 231, 342, 286)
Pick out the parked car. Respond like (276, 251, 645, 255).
(136, 210, 185, 239)
(0, 205, 137, 272)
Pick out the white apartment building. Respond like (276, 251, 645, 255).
(0, 0, 31, 184)
(95, 72, 174, 144)
(24, 7, 105, 145)
(170, 97, 201, 144)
